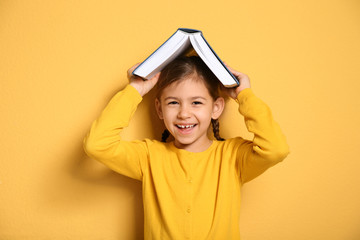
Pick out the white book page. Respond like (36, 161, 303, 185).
(134, 31, 191, 79)
(190, 34, 235, 87)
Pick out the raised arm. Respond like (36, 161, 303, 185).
(83, 64, 160, 180)
(224, 65, 289, 183)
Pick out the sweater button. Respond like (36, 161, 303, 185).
(187, 208, 191, 213)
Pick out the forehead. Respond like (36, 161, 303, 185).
(161, 77, 211, 99)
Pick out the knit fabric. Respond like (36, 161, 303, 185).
(84, 85, 289, 240)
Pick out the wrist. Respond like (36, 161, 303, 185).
(236, 86, 250, 96)
(129, 82, 145, 97)
(236, 88, 253, 101)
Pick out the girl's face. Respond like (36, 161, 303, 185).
(155, 76, 224, 152)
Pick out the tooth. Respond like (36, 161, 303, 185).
(177, 124, 195, 129)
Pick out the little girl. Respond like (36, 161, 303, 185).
(84, 56, 289, 240)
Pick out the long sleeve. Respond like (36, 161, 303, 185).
(83, 85, 148, 181)
(235, 88, 290, 183)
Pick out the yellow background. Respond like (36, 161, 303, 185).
(1, 0, 359, 239)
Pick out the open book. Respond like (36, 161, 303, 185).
(132, 28, 239, 88)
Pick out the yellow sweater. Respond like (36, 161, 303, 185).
(84, 85, 289, 240)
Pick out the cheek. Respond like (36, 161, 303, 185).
(161, 109, 175, 123)
(200, 107, 215, 121)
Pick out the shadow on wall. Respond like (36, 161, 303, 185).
(64, 140, 145, 239)
(74, 151, 145, 239)
(72, 85, 165, 239)
(39, 84, 169, 238)
(37, 85, 165, 239)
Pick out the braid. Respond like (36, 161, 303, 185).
(211, 119, 225, 141)
(161, 129, 170, 143)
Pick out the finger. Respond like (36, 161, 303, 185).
(223, 62, 243, 76)
(129, 63, 141, 72)
(229, 68, 247, 80)
(127, 63, 141, 77)
(223, 62, 235, 71)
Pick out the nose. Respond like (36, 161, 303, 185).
(177, 105, 191, 119)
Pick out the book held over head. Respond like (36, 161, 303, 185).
(132, 28, 239, 88)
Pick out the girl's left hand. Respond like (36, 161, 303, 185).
(223, 64, 251, 99)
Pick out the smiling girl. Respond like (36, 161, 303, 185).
(84, 56, 289, 240)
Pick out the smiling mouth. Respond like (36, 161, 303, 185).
(176, 124, 197, 129)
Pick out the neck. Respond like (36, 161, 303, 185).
(174, 138, 213, 153)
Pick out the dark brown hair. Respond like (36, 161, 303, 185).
(156, 56, 224, 142)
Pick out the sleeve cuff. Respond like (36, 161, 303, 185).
(236, 88, 254, 103)
(236, 88, 263, 116)
(123, 84, 143, 103)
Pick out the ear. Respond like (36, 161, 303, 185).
(155, 98, 164, 119)
(211, 97, 225, 120)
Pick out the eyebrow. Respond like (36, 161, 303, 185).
(164, 96, 207, 101)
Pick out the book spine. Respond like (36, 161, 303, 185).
(178, 28, 201, 34)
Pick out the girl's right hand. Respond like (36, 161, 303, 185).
(128, 63, 160, 97)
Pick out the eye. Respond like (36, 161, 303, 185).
(167, 101, 179, 105)
(192, 101, 203, 105)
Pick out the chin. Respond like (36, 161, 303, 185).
(174, 137, 195, 147)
